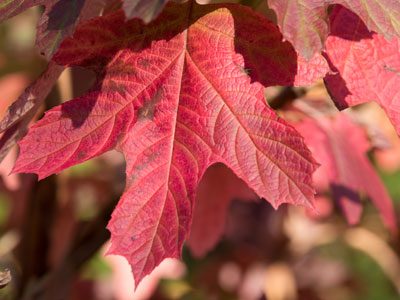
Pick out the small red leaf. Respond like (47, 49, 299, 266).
(324, 6, 400, 135)
(14, 1, 318, 285)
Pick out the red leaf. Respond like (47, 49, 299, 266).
(13, 1, 317, 285)
(324, 6, 400, 135)
(295, 53, 329, 86)
(295, 113, 396, 231)
(187, 164, 256, 258)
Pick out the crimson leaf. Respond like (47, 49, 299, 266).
(13, 1, 318, 285)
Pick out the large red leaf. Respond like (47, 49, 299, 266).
(324, 6, 400, 135)
(268, 0, 400, 60)
(295, 113, 396, 231)
(13, 1, 318, 285)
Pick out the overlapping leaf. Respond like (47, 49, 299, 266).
(268, 0, 400, 60)
(324, 6, 400, 135)
(296, 113, 396, 230)
(268, 0, 328, 61)
(13, 1, 318, 285)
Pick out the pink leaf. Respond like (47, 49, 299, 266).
(295, 53, 329, 86)
(324, 6, 400, 135)
(13, 1, 317, 285)
(295, 113, 396, 231)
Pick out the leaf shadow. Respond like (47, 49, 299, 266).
(331, 183, 361, 205)
(331, 183, 362, 224)
(229, 5, 298, 87)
